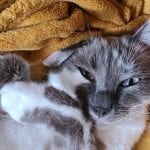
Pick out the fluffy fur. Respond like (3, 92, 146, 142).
(0, 55, 99, 150)
(44, 22, 150, 150)
(1, 22, 150, 150)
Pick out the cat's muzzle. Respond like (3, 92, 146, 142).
(90, 91, 115, 117)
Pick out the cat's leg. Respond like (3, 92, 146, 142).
(0, 82, 95, 150)
(0, 81, 48, 122)
(0, 81, 82, 124)
(0, 54, 30, 119)
(0, 111, 55, 150)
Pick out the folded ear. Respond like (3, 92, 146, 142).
(43, 40, 89, 67)
(132, 21, 150, 46)
(43, 50, 74, 67)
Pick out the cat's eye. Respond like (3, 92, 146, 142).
(120, 78, 140, 88)
(77, 67, 95, 82)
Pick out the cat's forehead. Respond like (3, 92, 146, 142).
(74, 37, 135, 74)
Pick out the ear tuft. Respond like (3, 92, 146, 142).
(133, 21, 150, 46)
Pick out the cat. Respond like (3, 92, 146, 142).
(42, 21, 150, 150)
(1, 21, 150, 150)
(0, 54, 101, 150)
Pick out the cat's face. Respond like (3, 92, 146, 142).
(44, 22, 150, 127)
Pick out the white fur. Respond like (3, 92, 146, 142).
(0, 116, 90, 150)
(48, 69, 148, 150)
(96, 116, 146, 150)
(0, 118, 51, 150)
(0, 63, 148, 150)
(0, 81, 92, 150)
(48, 68, 89, 98)
(0, 82, 87, 126)
(91, 111, 146, 150)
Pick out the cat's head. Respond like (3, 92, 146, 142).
(44, 22, 150, 127)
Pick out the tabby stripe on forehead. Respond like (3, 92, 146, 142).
(45, 86, 79, 108)
(22, 108, 83, 140)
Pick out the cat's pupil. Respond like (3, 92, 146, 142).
(121, 78, 140, 88)
(77, 67, 95, 82)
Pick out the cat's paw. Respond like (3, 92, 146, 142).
(0, 54, 30, 87)
(0, 82, 29, 122)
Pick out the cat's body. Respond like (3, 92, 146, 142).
(43, 22, 150, 150)
(49, 67, 147, 150)
(0, 55, 98, 150)
(0, 117, 53, 150)
(1, 22, 150, 150)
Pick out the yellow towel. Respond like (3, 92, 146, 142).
(0, 0, 150, 149)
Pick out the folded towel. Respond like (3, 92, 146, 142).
(0, 0, 150, 149)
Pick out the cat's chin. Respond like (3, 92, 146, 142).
(90, 110, 126, 129)
(90, 107, 148, 130)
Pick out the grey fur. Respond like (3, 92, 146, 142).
(45, 86, 79, 108)
(41, 22, 150, 149)
(0, 54, 30, 88)
(22, 108, 84, 141)
(46, 22, 150, 123)
(1, 21, 150, 149)
(0, 54, 99, 150)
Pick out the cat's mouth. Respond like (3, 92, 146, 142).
(89, 104, 112, 118)
(89, 109, 129, 128)
(89, 103, 148, 128)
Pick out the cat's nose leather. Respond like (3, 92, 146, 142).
(91, 91, 114, 116)
(92, 105, 110, 116)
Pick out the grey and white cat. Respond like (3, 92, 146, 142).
(0, 54, 100, 150)
(43, 22, 150, 150)
(1, 21, 150, 150)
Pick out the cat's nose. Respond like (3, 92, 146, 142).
(91, 91, 114, 116)
(92, 105, 110, 117)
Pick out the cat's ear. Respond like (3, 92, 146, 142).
(132, 21, 150, 46)
(43, 40, 88, 67)
(43, 50, 74, 67)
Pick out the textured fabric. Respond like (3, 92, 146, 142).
(0, 0, 150, 149)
